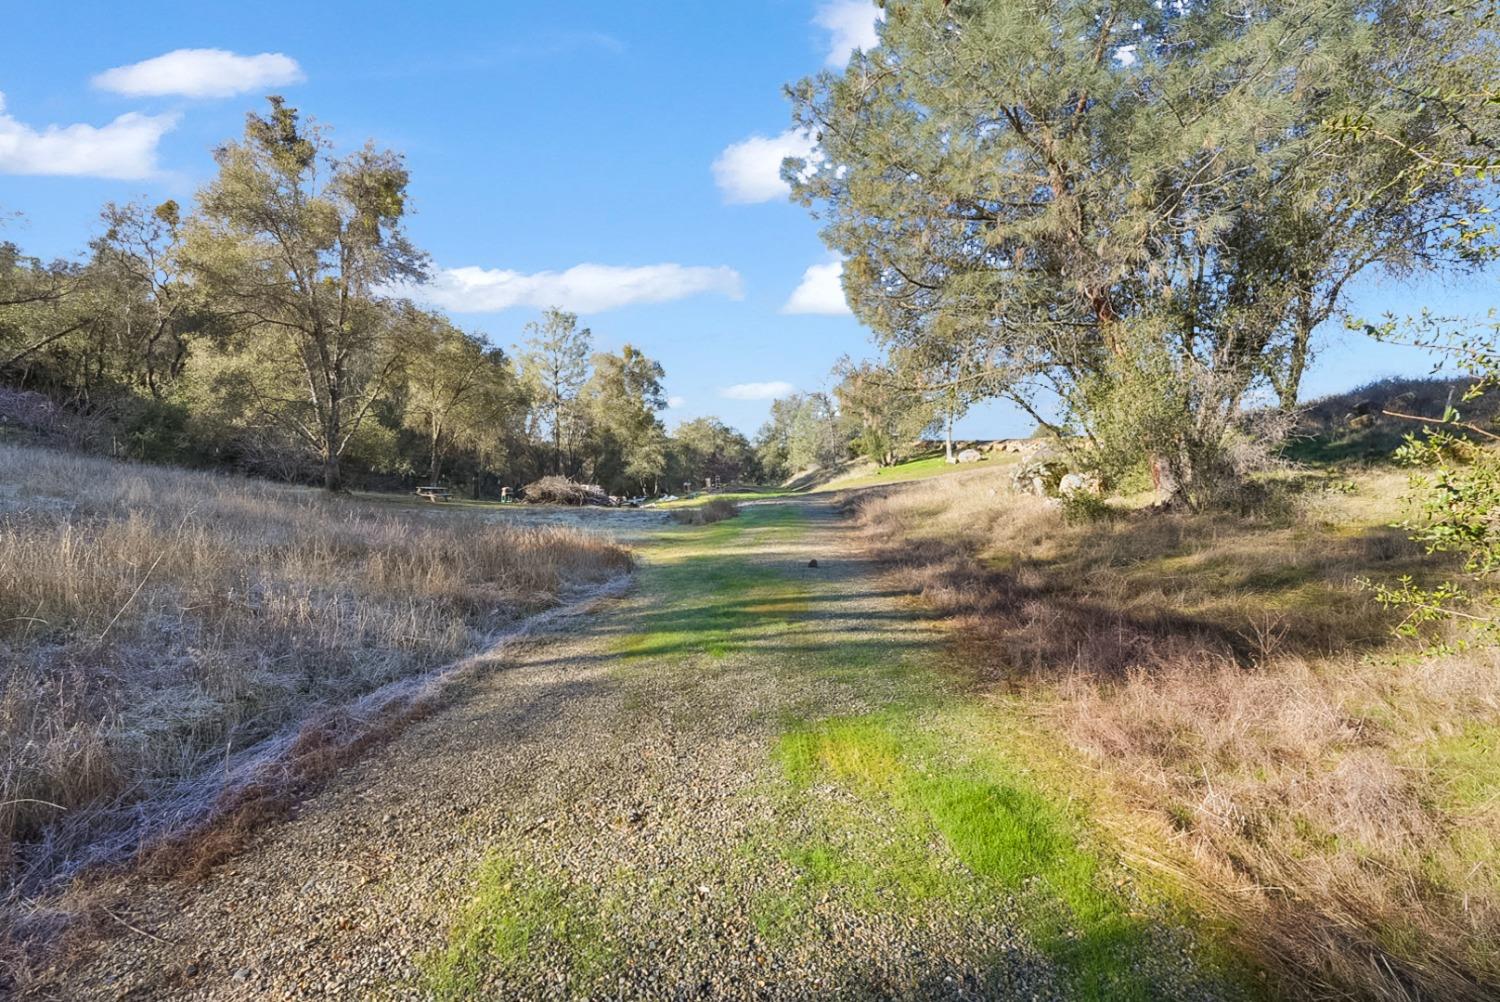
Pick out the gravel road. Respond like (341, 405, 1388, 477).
(20, 497, 1231, 1000)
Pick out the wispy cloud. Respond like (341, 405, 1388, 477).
(407, 263, 744, 314)
(93, 49, 304, 99)
(815, 0, 883, 67)
(0, 92, 176, 179)
(782, 260, 851, 315)
(721, 381, 795, 401)
(711, 128, 820, 204)
(666, 395, 686, 409)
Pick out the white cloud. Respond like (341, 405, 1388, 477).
(0, 92, 176, 179)
(815, 0, 883, 67)
(721, 381, 796, 401)
(93, 49, 304, 99)
(666, 395, 686, 409)
(409, 263, 744, 314)
(1114, 45, 1138, 67)
(711, 128, 819, 204)
(782, 260, 852, 315)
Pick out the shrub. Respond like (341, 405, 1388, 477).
(669, 499, 740, 525)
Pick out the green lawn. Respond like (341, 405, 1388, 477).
(818, 449, 1019, 491)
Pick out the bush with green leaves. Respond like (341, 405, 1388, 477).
(1373, 321, 1500, 644)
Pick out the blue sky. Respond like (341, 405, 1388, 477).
(1, 1, 1492, 437)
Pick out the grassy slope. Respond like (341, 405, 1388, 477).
(852, 454, 1500, 998)
(425, 505, 1253, 1000)
(654, 449, 1021, 510)
(818, 450, 1019, 491)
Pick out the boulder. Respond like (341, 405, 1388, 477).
(1058, 471, 1103, 497)
(1010, 453, 1068, 497)
(957, 448, 983, 464)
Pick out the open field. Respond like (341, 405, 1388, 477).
(22, 499, 1250, 1001)
(353, 490, 676, 543)
(0, 444, 632, 901)
(653, 446, 1024, 510)
(8, 436, 1497, 1000)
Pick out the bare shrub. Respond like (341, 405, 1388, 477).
(0, 443, 632, 899)
(669, 499, 740, 525)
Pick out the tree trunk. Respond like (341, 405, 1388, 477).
(1278, 311, 1313, 412)
(944, 408, 955, 464)
(322, 452, 342, 492)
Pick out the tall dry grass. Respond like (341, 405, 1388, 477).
(0, 443, 631, 897)
(853, 467, 1500, 1000)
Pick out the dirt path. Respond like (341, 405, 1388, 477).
(26, 498, 1240, 1001)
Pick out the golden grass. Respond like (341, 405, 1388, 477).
(852, 466, 1500, 1000)
(0, 443, 631, 894)
(667, 498, 740, 525)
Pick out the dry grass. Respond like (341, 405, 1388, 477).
(0, 443, 631, 899)
(668, 499, 740, 526)
(852, 466, 1500, 1000)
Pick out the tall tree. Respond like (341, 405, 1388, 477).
(401, 311, 503, 486)
(182, 97, 425, 490)
(834, 359, 936, 467)
(87, 200, 207, 401)
(582, 343, 668, 494)
(789, 0, 1492, 503)
(669, 417, 758, 488)
(0, 241, 88, 382)
(756, 391, 845, 480)
(519, 307, 592, 475)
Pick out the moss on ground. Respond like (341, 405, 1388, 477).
(424, 852, 622, 998)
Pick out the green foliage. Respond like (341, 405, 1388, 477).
(1371, 319, 1500, 642)
(0, 103, 768, 499)
(789, 0, 1494, 502)
(519, 308, 592, 476)
(754, 391, 845, 480)
(183, 97, 427, 490)
(667, 416, 758, 488)
(833, 359, 936, 467)
(582, 343, 668, 495)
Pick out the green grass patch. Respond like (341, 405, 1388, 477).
(423, 853, 620, 998)
(614, 505, 810, 661)
(818, 451, 1017, 491)
(771, 702, 1192, 1002)
(1427, 722, 1500, 810)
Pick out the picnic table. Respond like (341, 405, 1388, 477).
(415, 486, 452, 502)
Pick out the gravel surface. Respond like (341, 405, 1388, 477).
(19, 497, 1232, 1000)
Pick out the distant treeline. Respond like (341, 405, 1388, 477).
(0, 99, 792, 497)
